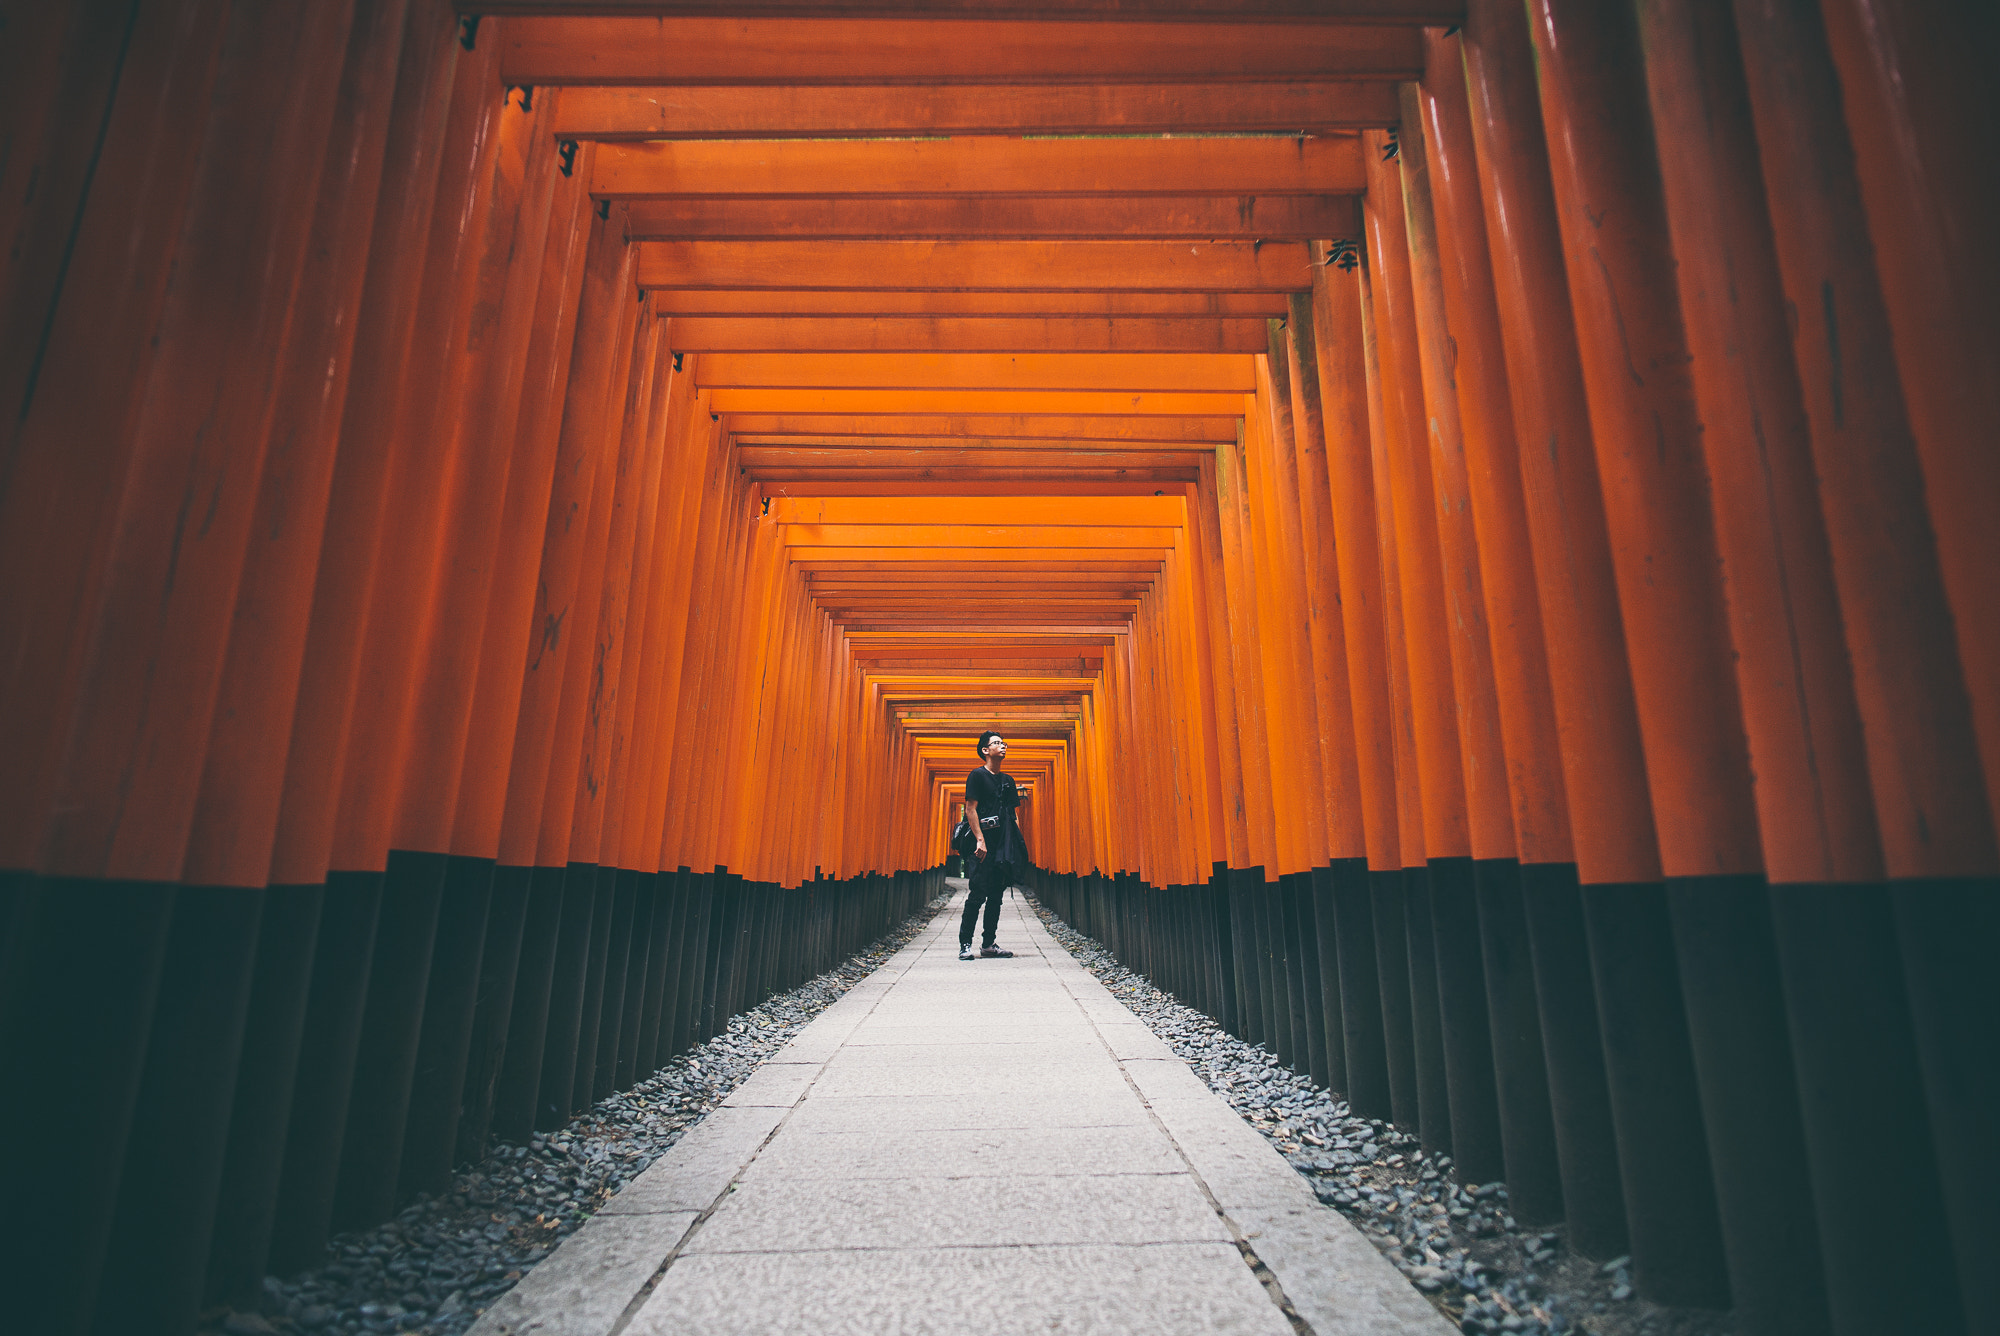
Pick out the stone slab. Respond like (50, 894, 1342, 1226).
(685, 1172, 1232, 1254)
(734, 1124, 1187, 1180)
(779, 1087, 1156, 1134)
(496, 892, 1450, 1335)
(597, 1104, 787, 1216)
(625, 1243, 1294, 1336)
(466, 1209, 696, 1336)
(719, 1062, 820, 1108)
(807, 1058, 1129, 1100)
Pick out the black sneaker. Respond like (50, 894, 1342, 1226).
(980, 944, 1014, 958)
(959, 942, 977, 960)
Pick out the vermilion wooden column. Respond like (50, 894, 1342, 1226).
(330, 23, 504, 878)
(197, 5, 415, 1299)
(1394, 87, 1513, 873)
(1255, 345, 1329, 873)
(1212, 435, 1282, 877)
(0, 0, 230, 874)
(1283, 309, 1366, 869)
(551, 270, 646, 1115)
(1284, 308, 1362, 1093)
(1729, 3, 1991, 1332)
(1459, 0, 1633, 1260)
(1216, 426, 1285, 1049)
(495, 184, 615, 873)
(451, 114, 593, 1164)
(1634, 4, 1875, 1330)
(1187, 461, 1253, 874)
(3, 5, 360, 1331)
(397, 87, 567, 1203)
(485, 182, 610, 1147)
(0, 2, 139, 440)
(1817, 0, 2000, 834)
(1352, 227, 1423, 1134)
(603, 329, 685, 877)
(1364, 134, 1469, 876)
(657, 406, 735, 867)
(1396, 80, 1515, 1190)
(453, 126, 591, 869)
(40, 0, 351, 879)
(568, 304, 665, 875)
(1245, 390, 1311, 1061)
(1366, 131, 1462, 1160)
(1728, 2, 1996, 885)
(1416, 31, 1568, 1228)
(1530, 0, 1752, 1306)
(328, 16, 507, 1237)
(1303, 261, 1395, 1121)
(644, 395, 724, 867)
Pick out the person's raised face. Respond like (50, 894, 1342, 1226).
(983, 734, 1007, 763)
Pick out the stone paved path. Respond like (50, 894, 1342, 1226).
(471, 886, 1452, 1336)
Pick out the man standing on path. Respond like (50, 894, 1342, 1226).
(961, 730, 1026, 961)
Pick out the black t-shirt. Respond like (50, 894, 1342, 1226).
(966, 766, 1024, 863)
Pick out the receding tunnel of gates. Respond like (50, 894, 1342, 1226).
(6, 7, 1994, 1336)
(760, 490, 1191, 877)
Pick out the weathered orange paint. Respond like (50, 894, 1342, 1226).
(1414, 30, 1573, 868)
(1365, 130, 1469, 865)
(1460, 0, 1659, 885)
(1631, 2, 1882, 884)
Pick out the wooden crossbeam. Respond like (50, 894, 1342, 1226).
(668, 316, 1273, 353)
(655, 291, 1289, 316)
(726, 413, 1237, 440)
(638, 240, 1317, 291)
(552, 82, 1400, 139)
(773, 495, 1183, 523)
(471, 2, 1461, 19)
(816, 575, 1152, 588)
(625, 197, 1358, 242)
(779, 524, 1179, 546)
(594, 137, 1364, 197)
(786, 545, 1167, 562)
(737, 435, 1212, 451)
(738, 448, 1206, 469)
(696, 352, 1256, 392)
(707, 389, 1248, 414)
(762, 478, 1194, 493)
(753, 470, 1200, 485)
(501, 17, 1426, 84)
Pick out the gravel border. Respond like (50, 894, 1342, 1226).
(203, 892, 952, 1336)
(1028, 896, 1734, 1336)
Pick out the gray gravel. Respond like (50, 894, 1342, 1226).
(1028, 897, 1733, 1336)
(203, 892, 951, 1336)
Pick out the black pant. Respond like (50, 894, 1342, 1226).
(961, 858, 1013, 945)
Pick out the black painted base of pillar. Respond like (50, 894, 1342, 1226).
(398, 855, 495, 1200)
(1666, 875, 1827, 1336)
(330, 851, 447, 1233)
(1471, 860, 1563, 1226)
(491, 865, 564, 1144)
(1518, 863, 1626, 1259)
(1403, 866, 1450, 1157)
(1431, 857, 1504, 1185)
(1308, 865, 1347, 1095)
(457, 865, 532, 1163)
(1331, 860, 1390, 1121)
(1769, 882, 1966, 1335)
(206, 884, 324, 1306)
(93, 888, 265, 1336)
(268, 871, 384, 1274)
(1370, 868, 1419, 1131)
(1, 880, 177, 1333)
(1579, 881, 1730, 1308)
(1893, 877, 1998, 1336)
